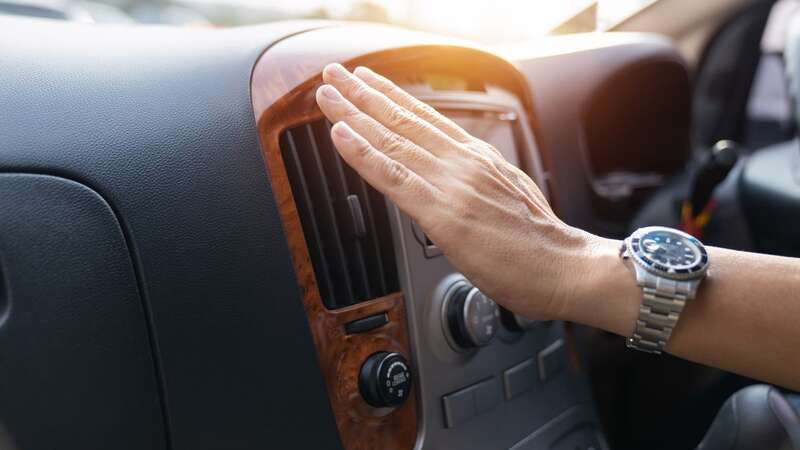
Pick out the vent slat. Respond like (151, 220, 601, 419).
(367, 185, 400, 294)
(281, 131, 337, 304)
(319, 120, 372, 300)
(322, 119, 388, 296)
(356, 173, 388, 294)
(308, 122, 366, 304)
(302, 123, 356, 305)
(280, 120, 400, 309)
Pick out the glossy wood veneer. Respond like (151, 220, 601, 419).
(250, 24, 552, 450)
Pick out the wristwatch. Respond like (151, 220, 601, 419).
(620, 226, 710, 354)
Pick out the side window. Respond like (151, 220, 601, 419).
(743, 0, 800, 148)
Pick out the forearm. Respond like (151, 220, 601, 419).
(571, 237, 800, 390)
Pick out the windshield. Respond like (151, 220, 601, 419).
(11, 0, 657, 42)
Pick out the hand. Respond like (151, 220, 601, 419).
(314, 63, 605, 322)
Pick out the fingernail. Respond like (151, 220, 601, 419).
(354, 66, 377, 81)
(332, 122, 355, 141)
(325, 63, 348, 80)
(319, 84, 341, 101)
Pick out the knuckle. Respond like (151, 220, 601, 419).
(378, 133, 407, 156)
(351, 85, 372, 105)
(464, 141, 484, 155)
(384, 82, 401, 96)
(384, 160, 409, 187)
(472, 153, 496, 171)
(412, 101, 437, 117)
(352, 139, 372, 159)
(467, 141, 502, 159)
(486, 145, 503, 157)
(342, 105, 362, 122)
(386, 106, 416, 130)
(458, 153, 503, 187)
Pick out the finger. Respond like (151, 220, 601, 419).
(353, 65, 507, 163)
(344, 68, 555, 217)
(329, 121, 442, 222)
(316, 84, 442, 178)
(352, 66, 474, 144)
(322, 63, 462, 156)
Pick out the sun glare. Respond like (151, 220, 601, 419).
(407, 0, 594, 42)
(65, 0, 656, 40)
(320, 0, 655, 42)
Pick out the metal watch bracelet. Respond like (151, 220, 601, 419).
(627, 271, 694, 354)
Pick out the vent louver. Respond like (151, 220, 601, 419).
(279, 120, 400, 309)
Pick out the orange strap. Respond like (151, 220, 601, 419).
(681, 199, 716, 239)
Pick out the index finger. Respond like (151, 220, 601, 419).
(322, 63, 460, 157)
(353, 66, 474, 144)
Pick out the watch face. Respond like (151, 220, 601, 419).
(629, 227, 708, 279)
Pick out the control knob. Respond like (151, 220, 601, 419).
(443, 283, 500, 349)
(359, 352, 412, 408)
(500, 307, 539, 332)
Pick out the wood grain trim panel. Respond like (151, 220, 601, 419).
(250, 25, 552, 450)
(250, 35, 420, 450)
(253, 96, 418, 450)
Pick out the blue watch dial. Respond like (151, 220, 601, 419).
(640, 230, 697, 267)
(629, 227, 709, 277)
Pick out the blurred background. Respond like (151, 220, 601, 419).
(0, 0, 656, 41)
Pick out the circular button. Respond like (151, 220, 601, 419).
(444, 284, 500, 349)
(359, 352, 412, 408)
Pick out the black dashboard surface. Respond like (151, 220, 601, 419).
(0, 173, 165, 450)
(0, 16, 690, 450)
(0, 17, 343, 450)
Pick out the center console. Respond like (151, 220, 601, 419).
(251, 25, 603, 450)
(390, 86, 601, 449)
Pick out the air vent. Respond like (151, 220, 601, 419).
(279, 120, 400, 309)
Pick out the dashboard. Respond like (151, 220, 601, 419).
(0, 17, 691, 450)
(251, 25, 598, 450)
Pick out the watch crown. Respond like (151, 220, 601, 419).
(619, 240, 630, 259)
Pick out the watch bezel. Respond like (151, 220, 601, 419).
(626, 226, 709, 281)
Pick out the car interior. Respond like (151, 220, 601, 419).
(1, 0, 799, 449)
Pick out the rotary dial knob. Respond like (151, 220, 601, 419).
(444, 283, 500, 349)
(500, 306, 539, 332)
(358, 352, 412, 408)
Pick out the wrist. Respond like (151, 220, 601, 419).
(562, 235, 640, 337)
